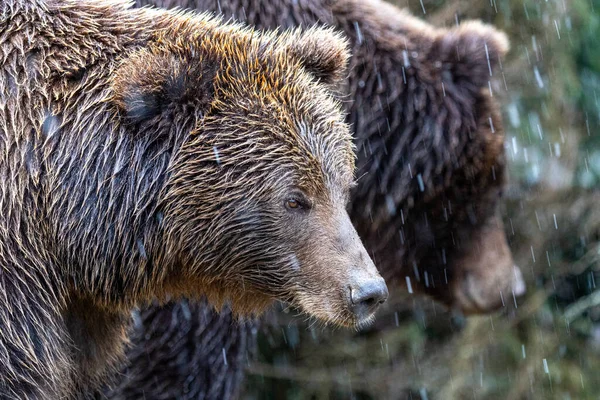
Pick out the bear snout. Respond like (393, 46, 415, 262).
(348, 277, 389, 323)
(454, 265, 526, 314)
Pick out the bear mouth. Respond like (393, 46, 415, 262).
(292, 291, 380, 329)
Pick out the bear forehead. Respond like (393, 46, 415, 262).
(153, 17, 355, 190)
(212, 52, 355, 191)
(209, 98, 355, 195)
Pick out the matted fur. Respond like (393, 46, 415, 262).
(103, 298, 257, 400)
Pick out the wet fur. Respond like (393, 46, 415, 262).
(103, 298, 257, 400)
(0, 0, 361, 397)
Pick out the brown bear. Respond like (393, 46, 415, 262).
(0, 0, 387, 398)
(101, 0, 526, 399)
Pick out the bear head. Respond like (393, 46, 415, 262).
(112, 20, 387, 327)
(401, 21, 525, 313)
(350, 18, 523, 314)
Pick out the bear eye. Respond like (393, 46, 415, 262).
(284, 193, 310, 212)
(287, 199, 300, 209)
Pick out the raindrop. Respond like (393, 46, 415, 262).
(417, 174, 424, 192)
(385, 195, 396, 216)
(485, 43, 492, 76)
(533, 66, 544, 89)
(413, 261, 420, 282)
(402, 50, 411, 68)
(353, 21, 363, 45)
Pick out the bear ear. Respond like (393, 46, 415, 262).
(285, 27, 350, 85)
(112, 48, 216, 124)
(436, 20, 509, 90)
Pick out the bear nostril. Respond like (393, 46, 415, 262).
(349, 278, 389, 321)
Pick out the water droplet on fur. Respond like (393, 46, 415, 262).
(289, 253, 301, 270)
(41, 112, 60, 138)
(417, 174, 424, 192)
(213, 146, 221, 165)
(136, 239, 147, 260)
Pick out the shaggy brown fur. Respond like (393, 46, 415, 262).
(102, 298, 257, 400)
(0, 0, 386, 397)
(101, 0, 525, 398)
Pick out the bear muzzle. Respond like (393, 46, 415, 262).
(451, 220, 527, 314)
(348, 277, 389, 323)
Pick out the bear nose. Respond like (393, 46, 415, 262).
(349, 278, 389, 320)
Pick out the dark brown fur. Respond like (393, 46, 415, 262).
(103, 298, 257, 400)
(0, 0, 385, 397)
(103, 0, 525, 398)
